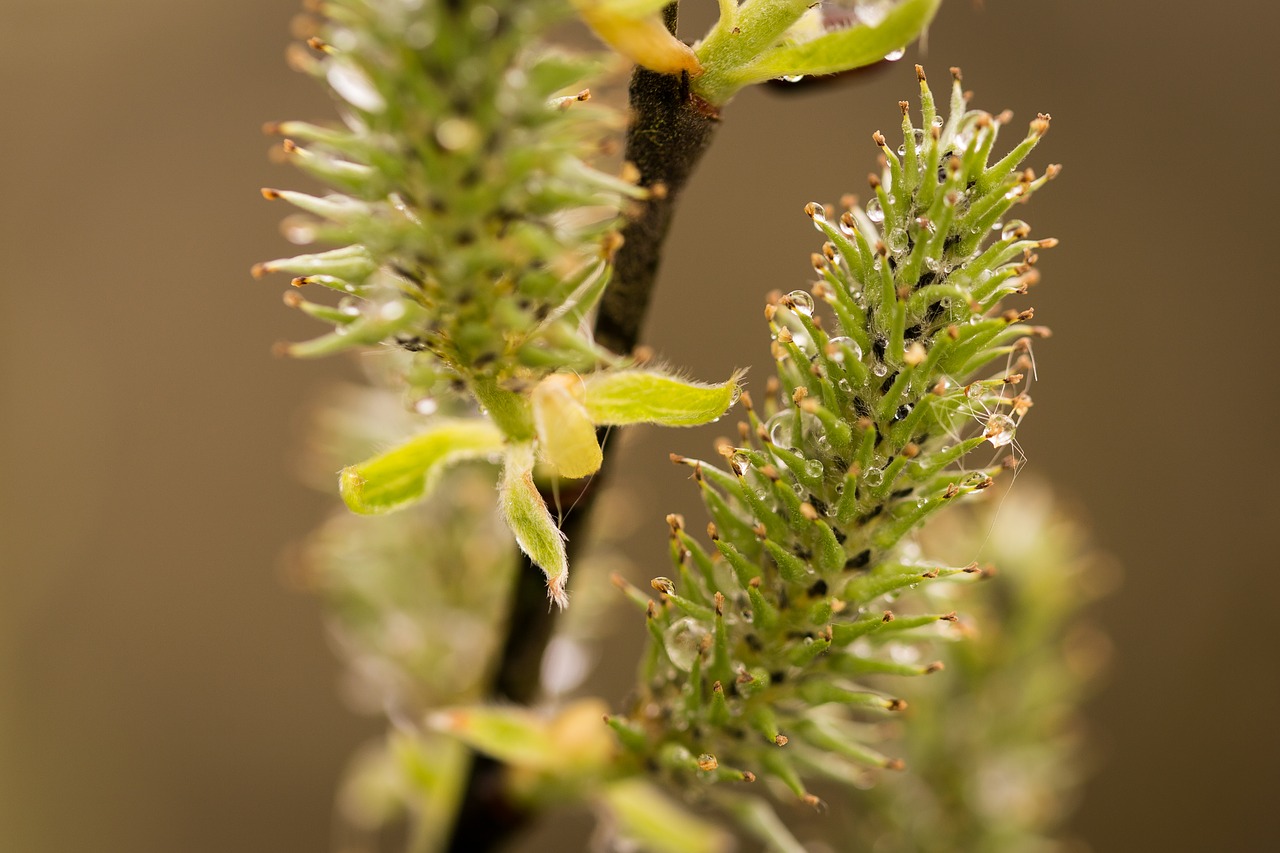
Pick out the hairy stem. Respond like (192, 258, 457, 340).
(446, 5, 720, 850)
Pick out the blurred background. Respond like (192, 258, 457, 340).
(3, 0, 1277, 851)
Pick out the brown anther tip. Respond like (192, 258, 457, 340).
(305, 36, 329, 52)
(872, 130, 887, 146)
(774, 735, 788, 746)
(888, 698, 908, 711)
(760, 465, 780, 482)
(707, 522, 719, 540)
(650, 577, 674, 595)
(976, 113, 992, 128)
(886, 758, 906, 771)
(1046, 163, 1063, 178)
(668, 452, 685, 464)
(1018, 307, 1036, 322)
(944, 483, 960, 499)
(270, 341, 291, 358)
(575, 88, 591, 101)
(946, 325, 959, 340)
(1031, 325, 1053, 338)
(281, 138, 298, 153)
(962, 561, 981, 573)
(646, 600, 658, 618)
(631, 344, 655, 365)
(665, 513, 684, 531)
(840, 211, 856, 230)
(840, 192, 857, 209)
(713, 680, 724, 693)
(792, 386, 808, 403)
(995, 109, 1014, 124)
(803, 201, 822, 218)
(867, 172, 881, 189)
(896, 285, 911, 301)
(714, 591, 725, 615)
(749, 576, 762, 589)
(924, 661, 945, 674)
(915, 64, 926, 81)
(739, 390, 754, 410)
(1038, 237, 1059, 249)
(250, 263, 270, 278)
(875, 241, 888, 256)
(902, 443, 920, 458)
(260, 188, 282, 200)
(1001, 309, 1021, 323)
(742, 771, 756, 782)
(282, 291, 302, 307)
(764, 303, 777, 321)
(619, 160, 641, 184)
(941, 611, 958, 622)
(290, 276, 309, 287)
(737, 669, 754, 683)
(898, 100, 910, 115)
(800, 503, 818, 521)
(810, 252, 827, 271)
(649, 181, 669, 199)
(1031, 117, 1050, 136)
(950, 66, 962, 81)
(697, 755, 719, 772)
(262, 121, 282, 135)
(752, 524, 767, 539)
(882, 610, 895, 622)
(801, 794, 820, 808)
(609, 572, 628, 589)
(922, 569, 940, 579)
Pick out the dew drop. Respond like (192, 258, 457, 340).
(731, 450, 752, 476)
(887, 227, 909, 253)
(871, 362, 888, 377)
(863, 466, 885, 487)
(806, 202, 827, 226)
(662, 618, 709, 671)
(413, 396, 438, 416)
(837, 378, 853, 394)
(792, 482, 805, 496)
(932, 115, 945, 128)
(804, 458, 824, 479)
(779, 74, 804, 83)
(883, 47, 906, 62)
(839, 218, 857, 238)
(828, 336, 863, 363)
(327, 62, 386, 113)
(785, 290, 815, 317)
(338, 297, 362, 317)
(984, 413, 1017, 448)
(866, 198, 885, 224)
(767, 413, 794, 448)
(1001, 219, 1030, 241)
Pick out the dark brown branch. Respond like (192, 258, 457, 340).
(447, 5, 721, 850)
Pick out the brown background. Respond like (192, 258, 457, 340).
(3, 0, 1277, 850)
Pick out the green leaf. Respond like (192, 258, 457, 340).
(531, 374, 603, 479)
(500, 444, 569, 607)
(339, 419, 504, 515)
(599, 779, 734, 853)
(581, 369, 743, 427)
(702, 0, 942, 99)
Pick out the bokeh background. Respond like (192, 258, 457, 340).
(3, 0, 1277, 850)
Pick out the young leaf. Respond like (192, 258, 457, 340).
(500, 444, 569, 608)
(697, 0, 942, 101)
(581, 369, 743, 427)
(573, 0, 703, 76)
(339, 419, 504, 515)
(599, 779, 734, 853)
(531, 373, 603, 479)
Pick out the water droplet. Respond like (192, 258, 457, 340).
(883, 47, 906, 62)
(984, 413, 1017, 447)
(932, 115, 945, 128)
(887, 228, 909, 253)
(871, 362, 888, 377)
(779, 74, 804, 83)
(912, 129, 926, 147)
(662, 618, 709, 671)
(327, 62, 386, 113)
(888, 642, 921, 664)
(785, 290, 815, 317)
(897, 143, 907, 157)
(864, 466, 885, 487)
(804, 459, 824, 479)
(792, 482, 805, 496)
(965, 383, 984, 400)
(413, 397, 438, 415)
(839, 218, 857, 238)
(828, 336, 863, 363)
(767, 413, 794, 448)
(805, 201, 827, 229)
(924, 257, 942, 273)
(731, 450, 752, 476)
(866, 198, 885, 223)
(991, 220, 1004, 232)
(837, 378, 853, 394)
(338, 297, 362, 317)
(1001, 220, 1030, 241)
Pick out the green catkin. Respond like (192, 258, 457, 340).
(614, 67, 1059, 811)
